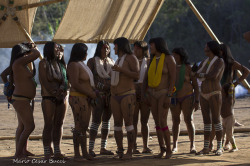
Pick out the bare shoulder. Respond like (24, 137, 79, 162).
(126, 54, 137, 61)
(165, 54, 175, 61)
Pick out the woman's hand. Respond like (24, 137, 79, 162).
(112, 65, 123, 72)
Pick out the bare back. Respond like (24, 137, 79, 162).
(200, 58, 225, 93)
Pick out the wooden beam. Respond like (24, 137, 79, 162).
(15, 0, 65, 11)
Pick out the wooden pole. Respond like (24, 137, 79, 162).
(186, 0, 250, 93)
(15, 0, 65, 11)
(13, 15, 43, 60)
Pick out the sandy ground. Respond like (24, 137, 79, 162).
(0, 84, 250, 166)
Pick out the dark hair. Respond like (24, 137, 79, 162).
(9, 44, 36, 79)
(44, 41, 57, 62)
(58, 44, 66, 67)
(206, 41, 221, 58)
(172, 47, 190, 65)
(114, 37, 133, 55)
(149, 37, 170, 56)
(220, 43, 236, 81)
(68, 43, 88, 65)
(94, 40, 110, 58)
(134, 41, 150, 58)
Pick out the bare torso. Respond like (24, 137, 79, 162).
(200, 58, 224, 94)
(111, 54, 139, 95)
(175, 65, 193, 98)
(67, 62, 94, 97)
(13, 62, 36, 99)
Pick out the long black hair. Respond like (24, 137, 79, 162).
(149, 37, 170, 56)
(10, 43, 36, 77)
(134, 41, 150, 58)
(206, 41, 222, 58)
(68, 43, 88, 65)
(94, 40, 110, 58)
(114, 37, 133, 55)
(220, 43, 236, 82)
(58, 44, 66, 67)
(172, 47, 190, 65)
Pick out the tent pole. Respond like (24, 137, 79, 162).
(186, 0, 250, 93)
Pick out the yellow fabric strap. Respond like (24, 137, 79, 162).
(148, 53, 165, 88)
(70, 91, 87, 97)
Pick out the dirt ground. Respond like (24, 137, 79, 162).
(0, 84, 250, 166)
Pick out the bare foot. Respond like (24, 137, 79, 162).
(74, 156, 85, 162)
(142, 147, 152, 154)
(223, 144, 231, 151)
(215, 148, 223, 156)
(172, 147, 178, 154)
(122, 153, 132, 160)
(229, 148, 238, 152)
(196, 148, 210, 155)
(154, 147, 166, 158)
(44, 154, 52, 160)
(132, 149, 140, 154)
(82, 153, 94, 160)
(100, 149, 114, 155)
(54, 153, 69, 160)
(23, 150, 35, 156)
(190, 147, 197, 154)
(165, 151, 172, 159)
(89, 150, 96, 157)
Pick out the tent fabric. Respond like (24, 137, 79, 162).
(53, 0, 164, 43)
(0, 0, 39, 48)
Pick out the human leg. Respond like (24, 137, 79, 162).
(53, 99, 68, 159)
(100, 104, 113, 155)
(196, 96, 211, 155)
(132, 101, 140, 154)
(110, 96, 124, 159)
(182, 96, 196, 153)
(210, 94, 223, 156)
(140, 103, 151, 153)
(121, 95, 136, 159)
(41, 99, 56, 159)
(170, 103, 181, 153)
(89, 97, 103, 157)
(158, 96, 171, 159)
(12, 100, 35, 158)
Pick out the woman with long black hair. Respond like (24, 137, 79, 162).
(170, 47, 199, 154)
(6, 43, 39, 158)
(87, 40, 114, 157)
(39, 42, 68, 160)
(143, 37, 176, 159)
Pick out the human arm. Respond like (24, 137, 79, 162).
(112, 55, 140, 80)
(67, 62, 96, 98)
(232, 61, 250, 87)
(1, 66, 11, 83)
(39, 60, 59, 97)
(14, 48, 40, 66)
(166, 55, 176, 95)
(189, 65, 200, 111)
(197, 58, 224, 80)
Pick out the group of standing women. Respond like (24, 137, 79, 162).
(1, 36, 249, 160)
